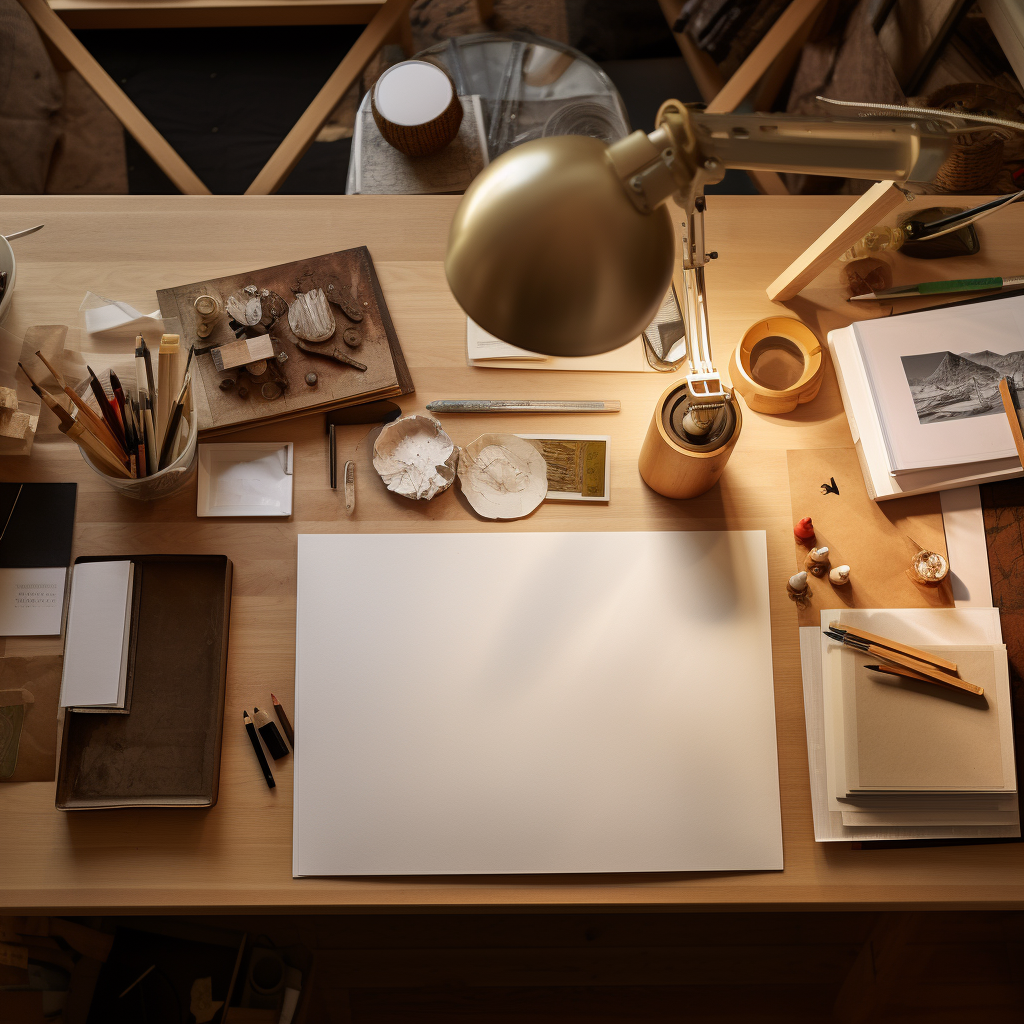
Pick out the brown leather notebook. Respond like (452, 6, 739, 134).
(56, 554, 232, 810)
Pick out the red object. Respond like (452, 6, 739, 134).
(794, 516, 815, 540)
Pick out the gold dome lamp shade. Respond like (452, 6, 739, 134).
(445, 134, 677, 357)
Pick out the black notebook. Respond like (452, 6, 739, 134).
(0, 482, 77, 636)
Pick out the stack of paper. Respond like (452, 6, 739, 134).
(58, 560, 135, 713)
(828, 295, 1024, 500)
(820, 612, 1018, 830)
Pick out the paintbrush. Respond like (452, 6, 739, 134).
(826, 622, 958, 674)
(823, 629, 982, 696)
(33, 350, 128, 466)
(18, 363, 132, 478)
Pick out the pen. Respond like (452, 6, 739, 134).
(141, 338, 156, 405)
(271, 692, 294, 748)
(243, 710, 276, 789)
(142, 393, 158, 475)
(425, 399, 621, 413)
(849, 275, 1024, 301)
(86, 365, 128, 452)
(134, 336, 149, 401)
(109, 370, 129, 432)
(158, 370, 191, 470)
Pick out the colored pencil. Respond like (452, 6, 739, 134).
(270, 693, 294, 748)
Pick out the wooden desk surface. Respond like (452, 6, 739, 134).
(1, 194, 1022, 913)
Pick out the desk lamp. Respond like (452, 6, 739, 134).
(445, 102, 950, 498)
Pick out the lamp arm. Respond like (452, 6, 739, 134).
(605, 104, 951, 422)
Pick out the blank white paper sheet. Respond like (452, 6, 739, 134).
(293, 531, 783, 876)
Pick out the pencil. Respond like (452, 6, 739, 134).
(270, 693, 294, 748)
(998, 377, 1024, 468)
(253, 706, 289, 759)
(243, 710, 275, 789)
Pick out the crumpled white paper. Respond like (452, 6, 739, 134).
(372, 414, 457, 500)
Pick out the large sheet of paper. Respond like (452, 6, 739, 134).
(294, 531, 783, 876)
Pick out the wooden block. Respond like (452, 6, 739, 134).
(210, 333, 275, 371)
(0, 410, 29, 441)
(766, 181, 909, 302)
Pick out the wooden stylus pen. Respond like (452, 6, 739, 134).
(243, 710, 275, 789)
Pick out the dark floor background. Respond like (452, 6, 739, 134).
(76, 25, 362, 194)
(75, 0, 756, 195)
(85, 910, 1024, 1023)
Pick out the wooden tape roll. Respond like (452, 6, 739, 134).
(728, 316, 823, 415)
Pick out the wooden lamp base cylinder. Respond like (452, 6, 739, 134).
(638, 382, 742, 499)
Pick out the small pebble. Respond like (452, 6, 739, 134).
(305, 372, 318, 386)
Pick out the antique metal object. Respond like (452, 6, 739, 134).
(193, 293, 224, 339)
(227, 285, 287, 330)
(293, 338, 367, 371)
(342, 327, 360, 348)
(305, 372, 318, 386)
(325, 283, 364, 322)
(287, 288, 336, 343)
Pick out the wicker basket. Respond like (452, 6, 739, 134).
(927, 84, 1022, 191)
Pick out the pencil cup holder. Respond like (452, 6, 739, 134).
(80, 406, 198, 500)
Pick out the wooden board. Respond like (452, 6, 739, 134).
(1, 194, 1022, 913)
(787, 447, 953, 627)
(157, 246, 413, 437)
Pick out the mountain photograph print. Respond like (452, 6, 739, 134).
(901, 349, 1024, 424)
